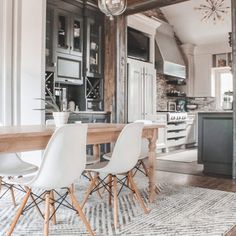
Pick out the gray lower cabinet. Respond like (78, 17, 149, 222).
(68, 112, 111, 123)
(198, 112, 233, 176)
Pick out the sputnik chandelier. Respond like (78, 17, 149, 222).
(98, 0, 127, 20)
(194, 0, 230, 24)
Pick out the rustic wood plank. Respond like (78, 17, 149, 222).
(104, 18, 116, 121)
(116, 15, 127, 123)
(126, 0, 190, 15)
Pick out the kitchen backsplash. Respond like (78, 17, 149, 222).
(156, 73, 217, 111)
(156, 73, 176, 111)
(186, 97, 216, 111)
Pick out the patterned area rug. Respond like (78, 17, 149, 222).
(1, 176, 236, 236)
(156, 149, 197, 163)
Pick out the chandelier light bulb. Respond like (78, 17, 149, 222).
(98, 0, 127, 20)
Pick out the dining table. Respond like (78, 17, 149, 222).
(0, 123, 164, 202)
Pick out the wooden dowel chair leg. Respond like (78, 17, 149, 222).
(88, 172, 102, 199)
(81, 178, 96, 209)
(50, 191, 57, 225)
(69, 190, 94, 236)
(7, 188, 31, 236)
(141, 160, 149, 177)
(44, 192, 50, 236)
(128, 172, 150, 214)
(10, 186, 16, 207)
(70, 184, 75, 207)
(113, 176, 119, 229)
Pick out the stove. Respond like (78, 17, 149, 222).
(167, 112, 187, 123)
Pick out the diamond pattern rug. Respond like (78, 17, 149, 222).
(0, 175, 236, 236)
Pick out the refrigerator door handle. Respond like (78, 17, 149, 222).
(143, 67, 147, 119)
(141, 67, 145, 119)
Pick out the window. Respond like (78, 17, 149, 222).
(212, 68, 233, 109)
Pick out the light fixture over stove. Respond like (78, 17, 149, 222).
(194, 0, 230, 24)
(98, 0, 127, 20)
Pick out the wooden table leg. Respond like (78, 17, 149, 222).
(148, 128, 157, 203)
(93, 144, 100, 160)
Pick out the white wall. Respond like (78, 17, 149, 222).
(193, 42, 231, 97)
(20, 0, 46, 125)
(0, 0, 46, 166)
(19, 0, 46, 166)
(0, 0, 14, 125)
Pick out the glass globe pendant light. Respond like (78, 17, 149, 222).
(98, 0, 127, 20)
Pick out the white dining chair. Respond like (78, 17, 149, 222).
(0, 153, 38, 206)
(46, 119, 100, 166)
(103, 120, 152, 177)
(81, 123, 149, 229)
(6, 124, 94, 236)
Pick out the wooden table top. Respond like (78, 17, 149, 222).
(0, 123, 164, 137)
(0, 123, 165, 153)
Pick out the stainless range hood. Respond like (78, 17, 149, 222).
(155, 22, 186, 79)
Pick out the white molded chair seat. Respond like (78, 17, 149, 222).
(0, 153, 38, 206)
(82, 123, 149, 229)
(86, 154, 100, 165)
(0, 153, 38, 176)
(103, 152, 147, 161)
(6, 124, 94, 236)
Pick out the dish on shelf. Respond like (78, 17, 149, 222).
(186, 104, 198, 110)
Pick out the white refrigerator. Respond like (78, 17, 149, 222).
(127, 58, 156, 122)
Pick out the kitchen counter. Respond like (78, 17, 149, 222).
(187, 110, 233, 115)
(46, 111, 111, 124)
(71, 111, 111, 114)
(198, 112, 233, 176)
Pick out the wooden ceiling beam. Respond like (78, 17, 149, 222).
(126, 0, 190, 15)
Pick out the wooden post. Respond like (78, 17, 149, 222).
(104, 16, 127, 123)
(232, 0, 236, 178)
(116, 15, 127, 123)
(104, 18, 116, 122)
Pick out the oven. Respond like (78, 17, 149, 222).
(166, 112, 187, 148)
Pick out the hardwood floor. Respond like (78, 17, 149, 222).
(153, 159, 236, 236)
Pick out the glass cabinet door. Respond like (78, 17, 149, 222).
(71, 16, 83, 56)
(56, 11, 70, 53)
(87, 19, 102, 77)
(46, 7, 54, 69)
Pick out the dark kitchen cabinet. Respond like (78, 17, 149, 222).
(55, 9, 83, 57)
(46, 5, 55, 70)
(46, 0, 104, 111)
(198, 112, 233, 176)
(86, 18, 103, 78)
(82, 12, 104, 111)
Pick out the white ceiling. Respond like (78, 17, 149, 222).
(161, 0, 231, 45)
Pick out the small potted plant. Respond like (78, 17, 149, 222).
(35, 88, 70, 127)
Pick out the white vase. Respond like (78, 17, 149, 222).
(53, 112, 70, 127)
